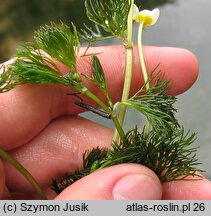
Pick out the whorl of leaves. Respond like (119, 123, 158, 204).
(51, 127, 201, 194)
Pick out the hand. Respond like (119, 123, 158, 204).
(0, 45, 210, 200)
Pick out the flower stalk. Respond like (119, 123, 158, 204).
(137, 22, 150, 90)
(134, 5, 160, 136)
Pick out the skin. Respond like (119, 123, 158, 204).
(0, 45, 211, 200)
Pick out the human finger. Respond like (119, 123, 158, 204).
(55, 164, 162, 200)
(0, 46, 199, 150)
(4, 116, 112, 192)
(162, 177, 211, 199)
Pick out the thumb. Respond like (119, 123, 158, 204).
(55, 164, 162, 200)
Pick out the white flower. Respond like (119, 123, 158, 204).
(133, 4, 160, 28)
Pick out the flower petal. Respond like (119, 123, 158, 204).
(133, 4, 140, 19)
(151, 8, 160, 25)
(139, 9, 152, 16)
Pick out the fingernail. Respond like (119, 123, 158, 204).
(112, 174, 161, 200)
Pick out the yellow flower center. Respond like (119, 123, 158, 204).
(135, 14, 153, 27)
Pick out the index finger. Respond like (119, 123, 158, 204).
(0, 45, 199, 150)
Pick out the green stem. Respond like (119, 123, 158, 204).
(0, 148, 47, 200)
(113, 0, 134, 142)
(137, 22, 151, 135)
(84, 89, 125, 138)
(138, 22, 150, 90)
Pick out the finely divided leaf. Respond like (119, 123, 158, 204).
(0, 45, 85, 89)
(0, 65, 18, 93)
(124, 78, 179, 133)
(125, 94, 178, 133)
(102, 127, 200, 182)
(92, 55, 107, 90)
(81, 23, 114, 42)
(34, 23, 80, 71)
(51, 147, 108, 194)
(85, 0, 130, 39)
(51, 127, 201, 194)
